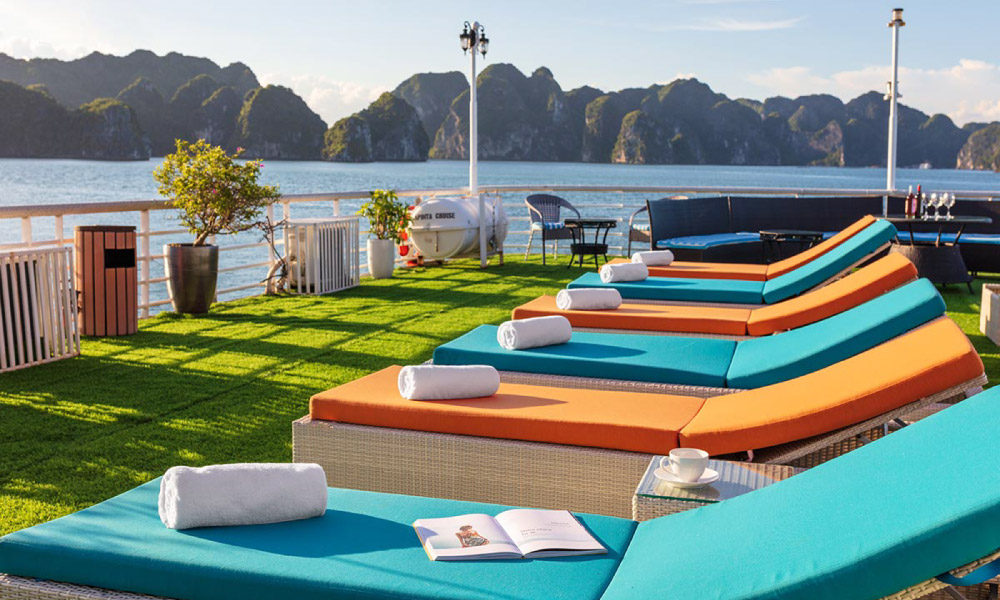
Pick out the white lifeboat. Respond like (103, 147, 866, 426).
(407, 195, 508, 260)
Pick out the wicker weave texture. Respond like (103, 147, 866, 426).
(293, 417, 650, 519)
(573, 327, 749, 341)
(0, 575, 166, 599)
(626, 242, 890, 308)
(495, 368, 742, 398)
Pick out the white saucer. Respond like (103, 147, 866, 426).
(653, 466, 720, 489)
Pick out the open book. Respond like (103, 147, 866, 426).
(413, 509, 606, 561)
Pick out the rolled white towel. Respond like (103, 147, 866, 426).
(555, 288, 622, 311)
(600, 262, 649, 283)
(398, 364, 500, 400)
(631, 250, 675, 266)
(497, 315, 572, 350)
(158, 463, 327, 530)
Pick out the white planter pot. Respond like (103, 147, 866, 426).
(367, 238, 396, 279)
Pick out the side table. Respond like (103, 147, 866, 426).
(563, 218, 617, 270)
(758, 229, 825, 263)
(632, 457, 802, 521)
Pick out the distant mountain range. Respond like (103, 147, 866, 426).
(328, 63, 1000, 170)
(0, 50, 326, 160)
(2, 50, 1000, 169)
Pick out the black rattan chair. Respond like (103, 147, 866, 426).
(524, 194, 581, 265)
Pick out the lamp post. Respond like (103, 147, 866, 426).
(459, 21, 489, 266)
(885, 8, 905, 193)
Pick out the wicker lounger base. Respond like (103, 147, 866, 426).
(627, 241, 891, 308)
(468, 365, 741, 399)
(2, 548, 995, 600)
(572, 276, 919, 341)
(292, 372, 985, 518)
(574, 327, 750, 340)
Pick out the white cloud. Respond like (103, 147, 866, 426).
(0, 33, 93, 60)
(647, 16, 803, 32)
(656, 72, 700, 85)
(746, 58, 1000, 125)
(259, 72, 387, 125)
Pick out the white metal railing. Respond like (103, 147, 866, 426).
(1, 185, 998, 320)
(1, 246, 80, 372)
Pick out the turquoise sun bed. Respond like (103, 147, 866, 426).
(2, 386, 999, 600)
(568, 219, 897, 305)
(435, 279, 945, 389)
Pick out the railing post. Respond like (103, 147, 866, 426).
(266, 203, 276, 269)
(282, 200, 290, 280)
(20, 217, 31, 247)
(140, 210, 150, 319)
(333, 199, 340, 217)
(208, 234, 218, 302)
(54, 215, 64, 247)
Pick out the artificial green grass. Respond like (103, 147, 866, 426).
(0, 257, 997, 536)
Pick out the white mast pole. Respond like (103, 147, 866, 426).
(886, 8, 905, 193)
(468, 21, 487, 267)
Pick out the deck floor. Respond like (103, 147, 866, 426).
(0, 256, 997, 535)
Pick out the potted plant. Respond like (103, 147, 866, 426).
(154, 140, 280, 313)
(358, 189, 410, 279)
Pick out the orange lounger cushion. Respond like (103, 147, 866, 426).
(310, 365, 705, 454)
(607, 257, 767, 281)
(679, 318, 984, 456)
(764, 214, 877, 278)
(745, 253, 918, 336)
(512, 295, 750, 336)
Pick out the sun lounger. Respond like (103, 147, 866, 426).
(516, 253, 918, 337)
(3, 374, 997, 600)
(297, 317, 985, 517)
(613, 214, 878, 281)
(436, 279, 945, 393)
(568, 218, 896, 305)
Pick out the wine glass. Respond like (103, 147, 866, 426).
(929, 193, 938, 220)
(945, 193, 956, 220)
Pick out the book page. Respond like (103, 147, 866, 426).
(413, 514, 521, 561)
(495, 509, 606, 557)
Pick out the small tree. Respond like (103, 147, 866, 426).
(154, 140, 281, 246)
(358, 189, 411, 244)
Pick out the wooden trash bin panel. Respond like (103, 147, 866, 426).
(75, 226, 137, 337)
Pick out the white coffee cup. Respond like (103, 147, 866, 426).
(661, 448, 709, 483)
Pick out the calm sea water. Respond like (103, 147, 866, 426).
(2, 158, 998, 308)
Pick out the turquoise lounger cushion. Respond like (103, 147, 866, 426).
(726, 279, 946, 388)
(0, 483, 635, 600)
(655, 232, 760, 250)
(601, 385, 1000, 600)
(567, 272, 765, 304)
(761, 219, 897, 304)
(433, 324, 736, 388)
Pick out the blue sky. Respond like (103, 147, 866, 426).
(3, 0, 999, 126)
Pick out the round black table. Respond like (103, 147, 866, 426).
(759, 229, 825, 263)
(563, 218, 617, 270)
(884, 215, 993, 292)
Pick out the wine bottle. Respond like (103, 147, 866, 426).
(905, 185, 914, 218)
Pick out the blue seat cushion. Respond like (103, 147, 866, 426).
(655, 232, 760, 250)
(0, 482, 635, 600)
(433, 325, 736, 388)
(531, 221, 567, 231)
(568, 272, 765, 304)
(726, 279, 946, 388)
(602, 386, 1000, 600)
(899, 231, 1000, 245)
(630, 223, 650, 232)
(762, 219, 897, 304)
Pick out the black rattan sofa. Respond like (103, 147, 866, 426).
(645, 196, 1000, 273)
